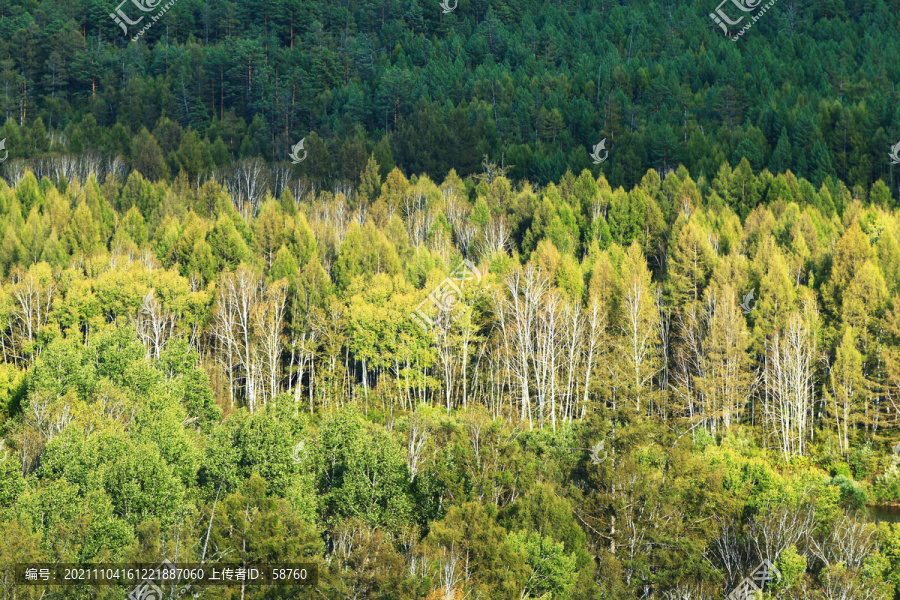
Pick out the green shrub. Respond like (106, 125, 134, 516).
(849, 442, 877, 480)
(828, 474, 868, 510)
(873, 456, 900, 503)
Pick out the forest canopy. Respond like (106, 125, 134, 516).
(0, 0, 900, 598)
(0, 0, 895, 193)
(0, 157, 898, 598)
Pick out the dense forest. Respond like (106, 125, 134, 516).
(0, 0, 899, 599)
(2, 157, 900, 599)
(0, 0, 896, 192)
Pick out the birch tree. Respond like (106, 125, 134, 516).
(619, 242, 659, 415)
(10, 262, 57, 361)
(763, 300, 818, 459)
(254, 279, 288, 402)
(133, 288, 175, 360)
(213, 265, 265, 412)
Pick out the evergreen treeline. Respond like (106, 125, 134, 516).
(1, 157, 900, 598)
(0, 0, 897, 191)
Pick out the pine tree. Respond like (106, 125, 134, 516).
(828, 327, 865, 453)
(667, 218, 713, 306)
(253, 199, 286, 268)
(810, 139, 835, 187)
(64, 200, 101, 255)
(132, 129, 170, 182)
(618, 242, 659, 415)
(359, 153, 382, 204)
(379, 167, 409, 208)
(270, 245, 299, 281)
(828, 221, 874, 313)
(769, 128, 793, 175)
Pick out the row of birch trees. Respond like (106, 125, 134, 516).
(0, 161, 898, 460)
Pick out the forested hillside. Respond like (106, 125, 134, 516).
(1, 157, 900, 598)
(0, 0, 897, 191)
(0, 0, 899, 599)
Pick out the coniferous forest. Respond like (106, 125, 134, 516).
(1, 0, 900, 598)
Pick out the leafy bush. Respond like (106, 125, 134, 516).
(849, 442, 877, 480)
(828, 474, 868, 510)
(873, 456, 900, 503)
(693, 427, 716, 452)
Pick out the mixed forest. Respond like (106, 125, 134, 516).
(1, 0, 900, 599)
